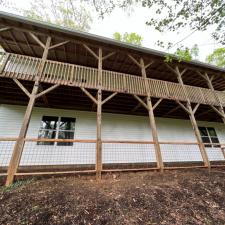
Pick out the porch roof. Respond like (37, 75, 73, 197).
(0, 11, 225, 91)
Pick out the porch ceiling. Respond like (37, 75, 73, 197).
(0, 12, 225, 91)
(0, 78, 222, 123)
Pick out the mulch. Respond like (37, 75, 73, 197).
(0, 169, 225, 225)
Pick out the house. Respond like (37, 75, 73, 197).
(0, 12, 225, 186)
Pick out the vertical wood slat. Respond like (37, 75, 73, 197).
(0, 52, 224, 107)
(1, 53, 11, 76)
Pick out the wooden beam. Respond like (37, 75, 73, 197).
(166, 64, 177, 75)
(131, 97, 147, 112)
(145, 61, 154, 69)
(49, 40, 70, 50)
(133, 94, 148, 110)
(5, 36, 52, 186)
(102, 52, 116, 61)
(176, 100, 190, 114)
(176, 66, 187, 77)
(80, 87, 97, 105)
(102, 92, 117, 105)
(0, 27, 11, 33)
(29, 32, 45, 49)
(128, 54, 141, 68)
(83, 44, 99, 60)
(153, 98, 163, 111)
(197, 71, 208, 81)
(193, 103, 200, 115)
(13, 79, 30, 98)
(36, 84, 60, 99)
(210, 106, 225, 118)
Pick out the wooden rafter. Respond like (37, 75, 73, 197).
(22, 32, 36, 56)
(9, 30, 25, 55)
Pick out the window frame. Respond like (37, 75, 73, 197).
(198, 126, 220, 148)
(38, 116, 76, 146)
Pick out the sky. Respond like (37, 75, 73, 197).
(1, 0, 222, 62)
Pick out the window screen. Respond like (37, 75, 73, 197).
(198, 127, 220, 148)
(38, 116, 75, 146)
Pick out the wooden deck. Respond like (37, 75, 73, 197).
(0, 52, 224, 107)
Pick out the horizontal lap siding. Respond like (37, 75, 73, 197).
(0, 104, 224, 165)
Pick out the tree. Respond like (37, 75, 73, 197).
(165, 44, 199, 62)
(113, 32, 143, 46)
(93, 0, 225, 45)
(1, 0, 92, 31)
(206, 48, 225, 68)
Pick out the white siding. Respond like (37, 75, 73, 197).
(0, 104, 224, 166)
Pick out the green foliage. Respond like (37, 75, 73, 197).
(165, 44, 199, 63)
(1, 178, 35, 193)
(113, 32, 143, 46)
(93, 0, 225, 45)
(206, 48, 225, 68)
(23, 0, 92, 31)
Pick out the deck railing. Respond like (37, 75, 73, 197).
(0, 52, 224, 106)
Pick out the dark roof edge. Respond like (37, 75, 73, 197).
(0, 11, 225, 73)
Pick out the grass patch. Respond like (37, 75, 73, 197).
(1, 178, 35, 193)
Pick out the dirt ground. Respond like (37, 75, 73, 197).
(0, 169, 225, 225)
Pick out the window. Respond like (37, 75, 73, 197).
(38, 116, 75, 146)
(198, 127, 220, 148)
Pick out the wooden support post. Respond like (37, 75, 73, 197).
(96, 48, 103, 180)
(187, 103, 210, 168)
(5, 36, 52, 186)
(140, 58, 164, 171)
(82, 44, 116, 179)
(172, 66, 210, 168)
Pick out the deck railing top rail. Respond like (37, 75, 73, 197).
(0, 52, 224, 107)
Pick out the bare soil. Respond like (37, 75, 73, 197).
(0, 169, 225, 225)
